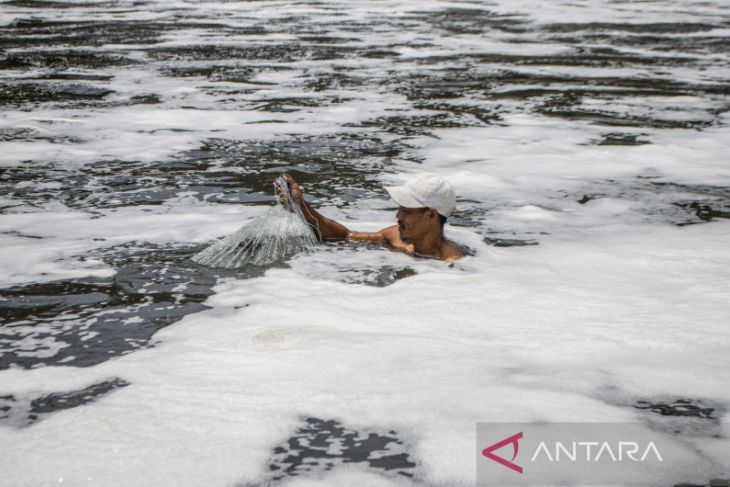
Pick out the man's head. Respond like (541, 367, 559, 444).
(385, 173, 455, 242)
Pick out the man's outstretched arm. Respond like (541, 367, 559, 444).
(278, 175, 348, 241)
(299, 198, 350, 241)
(279, 175, 390, 244)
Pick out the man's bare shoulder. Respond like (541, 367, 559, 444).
(442, 239, 465, 261)
(350, 225, 463, 262)
(383, 226, 465, 261)
(380, 225, 414, 253)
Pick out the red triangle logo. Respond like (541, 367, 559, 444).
(481, 431, 524, 474)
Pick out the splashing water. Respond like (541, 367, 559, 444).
(192, 176, 318, 268)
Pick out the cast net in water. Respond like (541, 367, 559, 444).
(192, 176, 318, 268)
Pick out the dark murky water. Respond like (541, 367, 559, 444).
(0, 242, 217, 369)
(251, 417, 416, 485)
(0, 377, 128, 427)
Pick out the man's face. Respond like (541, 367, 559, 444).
(396, 207, 430, 242)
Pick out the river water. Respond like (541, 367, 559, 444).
(0, 0, 729, 485)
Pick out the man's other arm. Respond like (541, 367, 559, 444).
(350, 225, 413, 254)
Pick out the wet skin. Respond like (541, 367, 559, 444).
(279, 175, 464, 261)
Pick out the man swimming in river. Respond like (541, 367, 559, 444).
(277, 173, 465, 262)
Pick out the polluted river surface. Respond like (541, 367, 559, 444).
(0, 0, 729, 485)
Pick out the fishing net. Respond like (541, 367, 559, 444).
(192, 176, 318, 268)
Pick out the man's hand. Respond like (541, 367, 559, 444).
(273, 174, 349, 241)
(275, 174, 305, 211)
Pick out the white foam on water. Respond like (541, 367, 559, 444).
(489, 0, 730, 24)
(0, 90, 409, 168)
(276, 468, 417, 487)
(0, 199, 265, 287)
(1, 221, 728, 486)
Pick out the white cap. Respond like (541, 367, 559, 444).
(384, 173, 456, 218)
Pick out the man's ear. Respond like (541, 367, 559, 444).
(428, 208, 438, 222)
